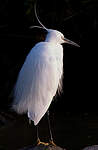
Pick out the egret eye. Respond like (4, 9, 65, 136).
(61, 36, 64, 40)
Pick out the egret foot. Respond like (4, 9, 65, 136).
(49, 140, 56, 146)
(37, 138, 49, 146)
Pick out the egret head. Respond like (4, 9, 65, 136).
(45, 29, 80, 47)
(30, 3, 80, 47)
(45, 29, 65, 44)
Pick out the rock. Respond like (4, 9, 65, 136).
(19, 143, 66, 150)
(82, 145, 98, 150)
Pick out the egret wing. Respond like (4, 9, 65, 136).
(12, 42, 61, 125)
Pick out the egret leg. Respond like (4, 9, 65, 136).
(36, 125, 49, 146)
(29, 119, 32, 124)
(37, 125, 40, 144)
(47, 111, 56, 146)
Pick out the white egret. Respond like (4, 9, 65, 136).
(12, 3, 80, 146)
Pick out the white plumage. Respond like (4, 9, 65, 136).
(12, 30, 64, 125)
(12, 27, 79, 125)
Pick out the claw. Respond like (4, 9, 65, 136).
(37, 138, 49, 146)
(49, 140, 56, 146)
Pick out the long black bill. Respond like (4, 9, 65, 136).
(64, 37, 80, 47)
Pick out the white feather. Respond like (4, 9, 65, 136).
(12, 40, 63, 125)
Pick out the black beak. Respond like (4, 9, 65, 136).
(64, 37, 80, 47)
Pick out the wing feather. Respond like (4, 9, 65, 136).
(12, 42, 63, 125)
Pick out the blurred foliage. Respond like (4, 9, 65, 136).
(24, 0, 35, 24)
(0, 0, 8, 26)
(24, 0, 96, 27)
(0, 0, 8, 16)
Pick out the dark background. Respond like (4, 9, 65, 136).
(0, 0, 97, 111)
(0, 0, 98, 150)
